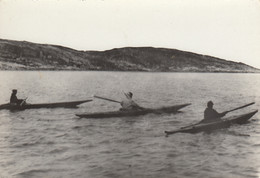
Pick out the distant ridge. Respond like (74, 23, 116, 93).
(0, 38, 259, 72)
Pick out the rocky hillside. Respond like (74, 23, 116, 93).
(0, 39, 259, 72)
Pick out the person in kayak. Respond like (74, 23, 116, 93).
(10, 89, 26, 105)
(201, 101, 228, 123)
(120, 92, 144, 111)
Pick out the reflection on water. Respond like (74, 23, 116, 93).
(0, 71, 259, 178)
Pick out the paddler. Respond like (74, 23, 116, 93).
(10, 89, 26, 105)
(120, 92, 144, 111)
(201, 101, 228, 123)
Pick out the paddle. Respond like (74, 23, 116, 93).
(224, 102, 255, 113)
(181, 102, 255, 129)
(93, 95, 121, 104)
(94, 95, 146, 110)
(122, 91, 131, 99)
(20, 97, 28, 106)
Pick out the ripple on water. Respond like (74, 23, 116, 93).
(0, 72, 260, 178)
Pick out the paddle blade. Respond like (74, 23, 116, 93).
(227, 102, 255, 113)
(94, 95, 121, 103)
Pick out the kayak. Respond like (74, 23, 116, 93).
(0, 99, 92, 110)
(76, 103, 191, 119)
(76, 103, 191, 118)
(165, 110, 258, 135)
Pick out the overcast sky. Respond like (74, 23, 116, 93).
(0, 0, 260, 68)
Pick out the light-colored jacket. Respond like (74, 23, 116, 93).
(120, 98, 141, 110)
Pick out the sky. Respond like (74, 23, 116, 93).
(0, 0, 260, 68)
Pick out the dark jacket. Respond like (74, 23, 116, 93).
(202, 107, 226, 123)
(10, 94, 23, 105)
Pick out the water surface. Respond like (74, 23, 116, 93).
(0, 71, 259, 178)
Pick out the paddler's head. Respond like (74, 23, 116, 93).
(207, 101, 213, 108)
(12, 89, 17, 94)
(125, 92, 133, 99)
(128, 92, 133, 98)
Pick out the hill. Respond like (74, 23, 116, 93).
(0, 39, 259, 72)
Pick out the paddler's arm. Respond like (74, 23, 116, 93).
(211, 109, 227, 118)
(136, 105, 145, 110)
(132, 101, 145, 110)
(219, 111, 228, 117)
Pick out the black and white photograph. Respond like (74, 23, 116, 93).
(0, 0, 260, 177)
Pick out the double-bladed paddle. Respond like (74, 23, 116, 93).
(93, 95, 121, 104)
(180, 102, 255, 129)
(20, 97, 28, 106)
(224, 102, 255, 113)
(94, 95, 145, 110)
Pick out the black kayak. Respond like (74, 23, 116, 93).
(76, 103, 191, 119)
(0, 99, 92, 110)
(165, 110, 258, 136)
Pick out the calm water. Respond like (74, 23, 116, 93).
(0, 71, 259, 178)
